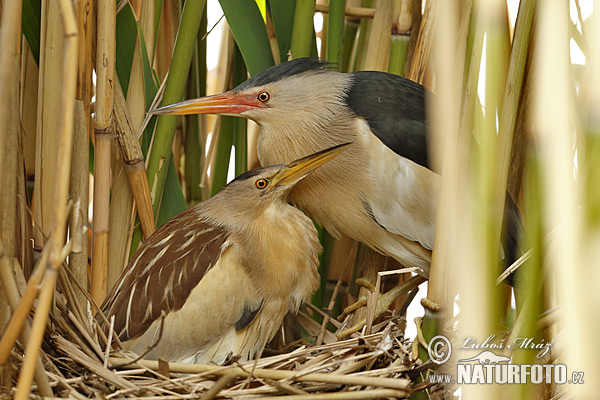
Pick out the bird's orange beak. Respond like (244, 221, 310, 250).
(151, 92, 266, 116)
(269, 143, 351, 191)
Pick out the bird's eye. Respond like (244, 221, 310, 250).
(257, 91, 270, 102)
(255, 179, 269, 189)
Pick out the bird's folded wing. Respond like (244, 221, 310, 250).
(346, 71, 431, 171)
(100, 207, 229, 342)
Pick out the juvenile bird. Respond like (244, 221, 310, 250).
(153, 58, 521, 277)
(100, 144, 349, 364)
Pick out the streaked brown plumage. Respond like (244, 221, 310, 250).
(100, 144, 349, 364)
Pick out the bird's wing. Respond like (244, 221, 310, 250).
(360, 124, 439, 251)
(346, 71, 431, 171)
(100, 207, 229, 342)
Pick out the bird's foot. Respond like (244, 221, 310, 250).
(410, 298, 441, 361)
(336, 276, 425, 339)
(336, 278, 374, 322)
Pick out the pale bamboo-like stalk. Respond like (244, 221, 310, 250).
(92, 0, 116, 304)
(14, 0, 79, 397)
(534, 2, 583, 398)
(363, 0, 392, 71)
(428, 0, 464, 309)
(494, 0, 535, 211)
(69, 0, 93, 313)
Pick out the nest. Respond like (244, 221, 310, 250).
(3, 279, 434, 399)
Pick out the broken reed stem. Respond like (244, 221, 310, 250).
(0, 248, 49, 365)
(92, 0, 116, 304)
(0, 250, 52, 396)
(113, 77, 155, 239)
(109, 358, 410, 391)
(407, 0, 433, 85)
(14, 0, 79, 398)
(315, 3, 375, 19)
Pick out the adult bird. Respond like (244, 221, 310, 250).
(153, 58, 521, 278)
(100, 144, 349, 364)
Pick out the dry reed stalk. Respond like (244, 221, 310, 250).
(266, 11, 281, 66)
(109, 359, 410, 391)
(109, 4, 156, 287)
(315, 3, 375, 19)
(427, 0, 472, 309)
(113, 77, 155, 240)
(19, 42, 38, 177)
(140, 1, 156, 63)
(407, 0, 433, 86)
(33, 0, 65, 245)
(14, 0, 79, 396)
(0, 0, 22, 361)
(427, 0, 464, 313)
(69, 0, 94, 313)
(534, 2, 583, 398)
(156, 1, 179, 81)
(0, 256, 52, 396)
(363, 0, 392, 71)
(92, 0, 116, 304)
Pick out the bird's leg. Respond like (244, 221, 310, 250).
(336, 278, 375, 320)
(337, 275, 426, 339)
(410, 298, 442, 361)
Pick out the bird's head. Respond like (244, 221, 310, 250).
(223, 142, 349, 201)
(152, 58, 351, 129)
(204, 143, 350, 224)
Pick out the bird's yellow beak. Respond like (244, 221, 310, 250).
(151, 92, 266, 116)
(269, 143, 351, 191)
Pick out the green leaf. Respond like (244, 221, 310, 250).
(269, 0, 296, 63)
(146, 0, 207, 217)
(290, 0, 315, 58)
(22, 0, 41, 64)
(116, 5, 138, 96)
(219, 0, 274, 75)
(210, 117, 234, 197)
(156, 156, 188, 227)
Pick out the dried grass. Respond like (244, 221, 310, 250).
(1, 285, 424, 399)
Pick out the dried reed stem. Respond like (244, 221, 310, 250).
(14, 0, 78, 397)
(113, 77, 155, 239)
(0, 2, 23, 387)
(109, 358, 410, 391)
(92, 0, 116, 304)
(69, 0, 94, 313)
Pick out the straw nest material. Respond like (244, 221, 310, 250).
(3, 277, 434, 399)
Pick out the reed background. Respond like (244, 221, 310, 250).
(0, 0, 598, 398)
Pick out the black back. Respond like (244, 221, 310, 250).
(346, 71, 430, 170)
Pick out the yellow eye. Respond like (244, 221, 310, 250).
(257, 91, 270, 102)
(255, 179, 268, 189)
